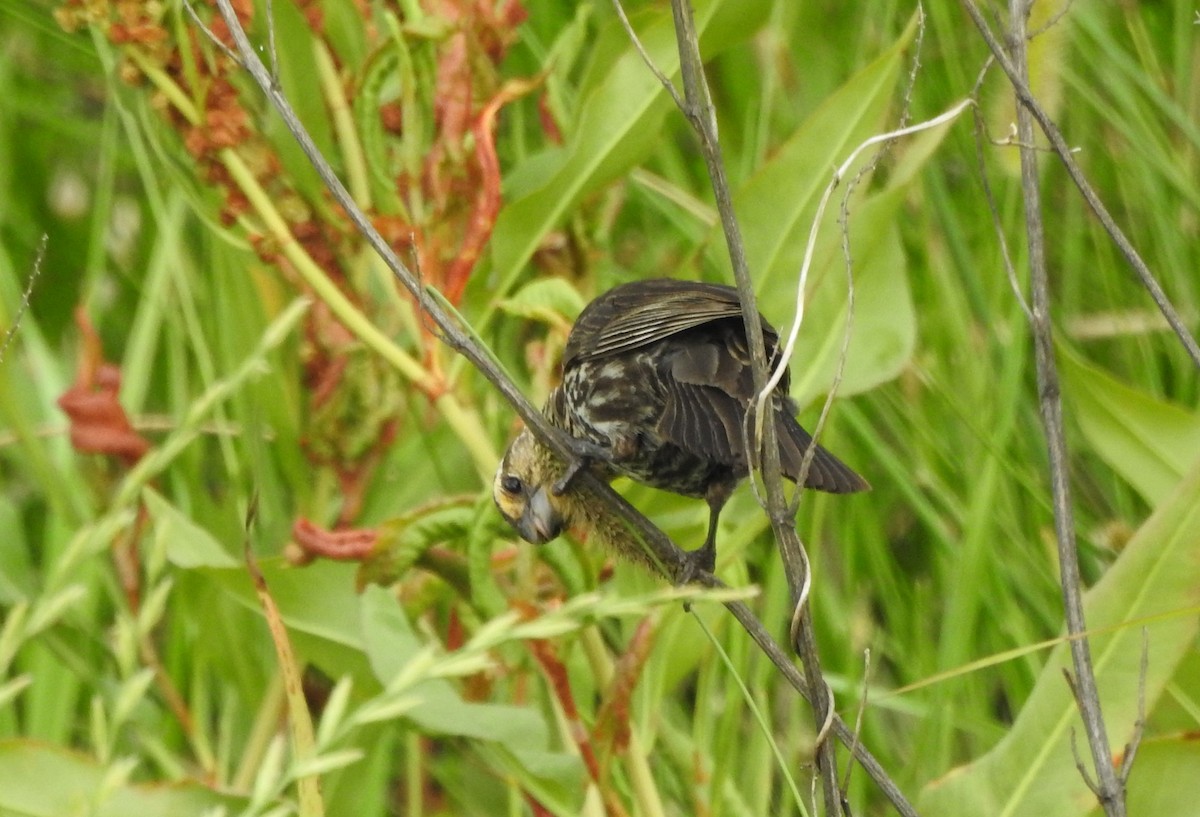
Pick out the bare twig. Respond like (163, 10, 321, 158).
(969, 56, 1034, 323)
(1068, 726, 1103, 797)
(1028, 0, 1076, 40)
(1118, 629, 1149, 783)
(181, 1, 244, 67)
(1004, 1, 1126, 812)
(205, 3, 916, 813)
(609, 0, 686, 112)
(659, 0, 841, 811)
(841, 648, 872, 798)
(961, 0, 1200, 369)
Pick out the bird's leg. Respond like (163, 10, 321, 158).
(681, 480, 733, 579)
(684, 510, 719, 576)
(550, 434, 610, 496)
(678, 507, 719, 605)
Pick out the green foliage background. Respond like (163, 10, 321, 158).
(1, 1, 1198, 815)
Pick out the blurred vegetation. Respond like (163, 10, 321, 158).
(1, 0, 1198, 815)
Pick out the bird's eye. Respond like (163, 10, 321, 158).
(501, 475, 523, 495)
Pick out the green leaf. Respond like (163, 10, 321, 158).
(145, 488, 240, 569)
(499, 277, 587, 324)
(357, 587, 584, 802)
(0, 740, 244, 817)
(486, 0, 772, 302)
(1121, 740, 1200, 817)
(359, 588, 548, 743)
(1059, 343, 1200, 505)
(289, 748, 366, 780)
(919, 458, 1200, 817)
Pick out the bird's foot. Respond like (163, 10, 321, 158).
(678, 542, 716, 605)
(680, 514, 719, 587)
(687, 542, 715, 576)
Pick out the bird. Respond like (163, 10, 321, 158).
(494, 278, 868, 574)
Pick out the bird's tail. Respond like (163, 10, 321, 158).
(778, 414, 870, 494)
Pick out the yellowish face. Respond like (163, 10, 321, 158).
(493, 429, 565, 545)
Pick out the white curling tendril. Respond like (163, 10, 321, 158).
(753, 99, 975, 445)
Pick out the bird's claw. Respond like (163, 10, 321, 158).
(689, 543, 716, 576)
(551, 456, 588, 496)
(550, 434, 610, 496)
(677, 543, 716, 602)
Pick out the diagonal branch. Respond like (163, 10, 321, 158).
(208, 0, 682, 582)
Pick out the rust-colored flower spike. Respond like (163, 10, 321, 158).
(495, 279, 869, 573)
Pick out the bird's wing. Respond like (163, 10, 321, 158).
(659, 326, 869, 492)
(654, 328, 758, 469)
(658, 379, 745, 468)
(565, 280, 760, 364)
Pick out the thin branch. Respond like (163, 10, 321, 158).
(1028, 0, 1076, 40)
(1004, 1, 1125, 812)
(969, 56, 1034, 323)
(960, 0, 1200, 369)
(661, 0, 841, 812)
(1068, 726, 1103, 797)
(182, 0, 244, 67)
(1118, 629, 1149, 783)
(840, 648, 872, 799)
(609, 0, 686, 112)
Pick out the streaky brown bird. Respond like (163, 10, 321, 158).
(494, 278, 868, 573)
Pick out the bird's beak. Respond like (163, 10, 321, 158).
(516, 486, 564, 544)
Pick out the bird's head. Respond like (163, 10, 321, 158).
(493, 428, 567, 545)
